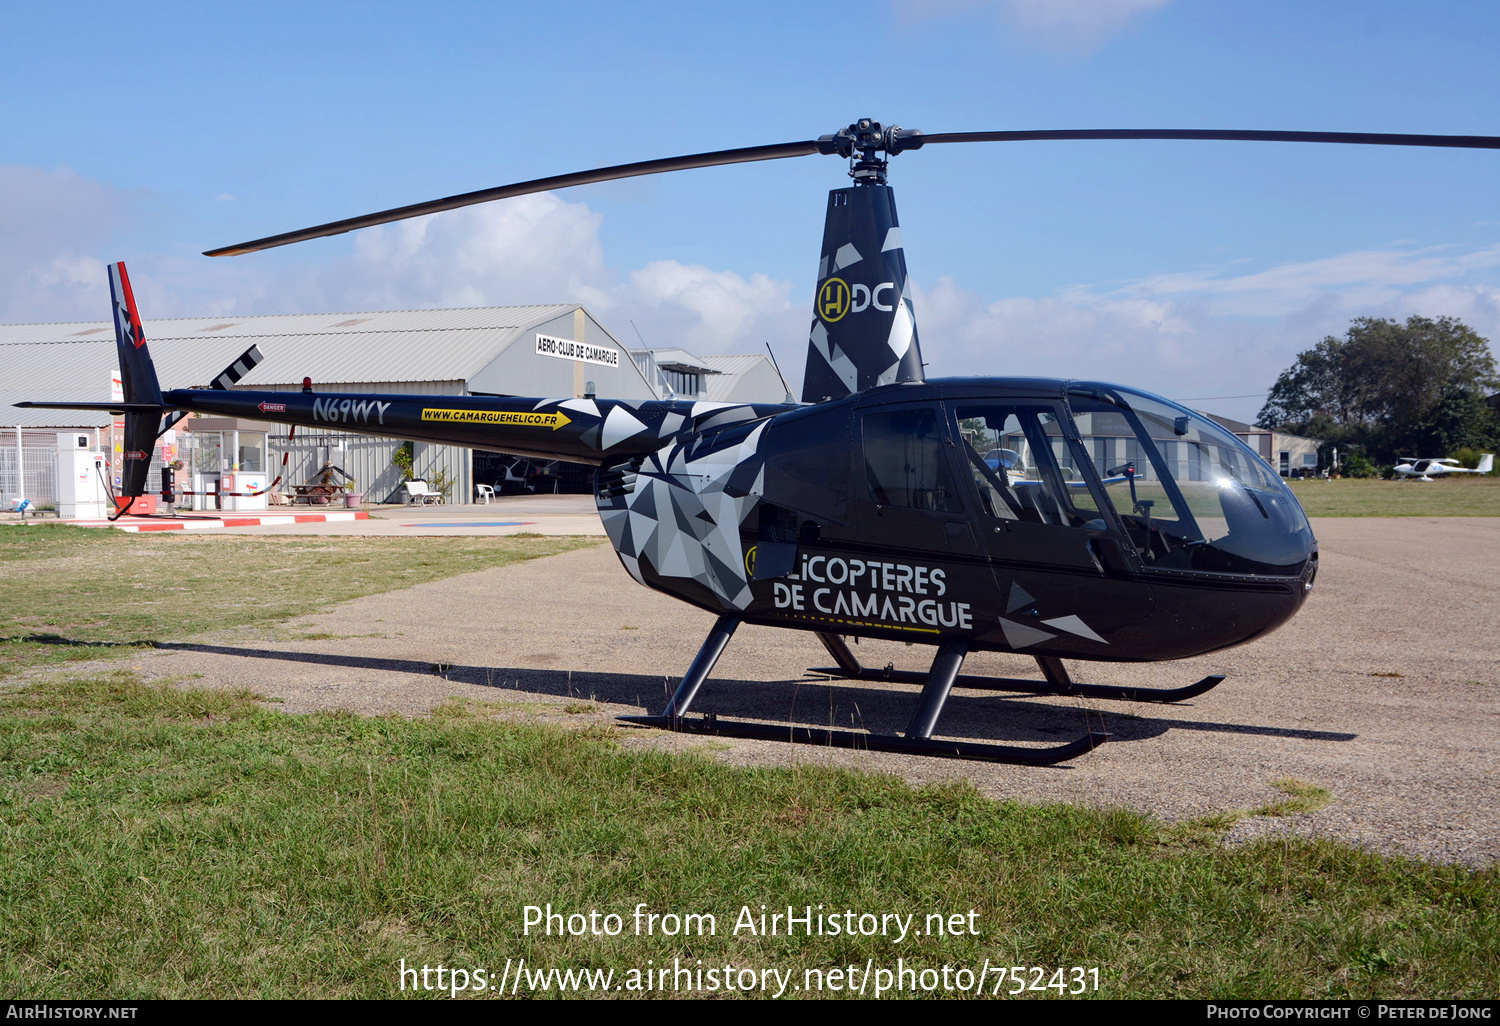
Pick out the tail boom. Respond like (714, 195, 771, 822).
(161, 388, 792, 466)
(16, 262, 794, 498)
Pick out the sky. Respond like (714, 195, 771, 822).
(5, 0, 1500, 422)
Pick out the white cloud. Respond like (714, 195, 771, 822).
(911, 240, 1500, 422)
(8, 162, 1493, 424)
(193, 193, 811, 375)
(1001, 0, 1170, 53)
(274, 197, 809, 366)
(1118, 243, 1500, 316)
(625, 260, 801, 350)
(298, 192, 610, 311)
(0, 166, 140, 322)
(0, 172, 808, 377)
(912, 273, 1300, 420)
(893, 0, 1170, 55)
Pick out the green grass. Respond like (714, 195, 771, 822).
(1, 522, 1495, 999)
(1287, 476, 1500, 517)
(0, 527, 600, 678)
(0, 673, 1494, 999)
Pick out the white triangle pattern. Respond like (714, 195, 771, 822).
(594, 424, 768, 611)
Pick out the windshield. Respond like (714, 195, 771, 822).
(1067, 387, 1315, 576)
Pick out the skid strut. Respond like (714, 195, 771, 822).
(620, 620, 1107, 765)
(810, 639, 1223, 704)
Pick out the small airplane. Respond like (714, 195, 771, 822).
(23, 118, 1500, 765)
(1392, 455, 1495, 480)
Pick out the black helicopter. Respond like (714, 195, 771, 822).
(23, 119, 1500, 764)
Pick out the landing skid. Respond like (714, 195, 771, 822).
(617, 618, 1108, 765)
(810, 634, 1224, 704)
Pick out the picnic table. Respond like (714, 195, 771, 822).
(292, 462, 353, 504)
(291, 483, 347, 504)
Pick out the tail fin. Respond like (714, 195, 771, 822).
(108, 262, 165, 497)
(801, 184, 923, 403)
(1478, 454, 1495, 474)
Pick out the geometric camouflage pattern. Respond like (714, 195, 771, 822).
(596, 408, 770, 611)
(520, 396, 777, 459)
(802, 185, 924, 403)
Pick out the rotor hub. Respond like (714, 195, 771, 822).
(817, 118, 926, 185)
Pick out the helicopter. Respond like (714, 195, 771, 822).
(22, 119, 1500, 765)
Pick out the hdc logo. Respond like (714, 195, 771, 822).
(818, 277, 897, 323)
(819, 278, 851, 322)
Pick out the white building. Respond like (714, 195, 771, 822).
(2, 307, 794, 505)
(1206, 414, 1322, 476)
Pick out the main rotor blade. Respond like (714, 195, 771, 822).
(204, 139, 823, 257)
(916, 128, 1500, 149)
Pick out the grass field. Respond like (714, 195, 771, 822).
(2, 673, 1496, 1000)
(1288, 476, 1500, 517)
(0, 526, 1496, 999)
(0, 527, 600, 679)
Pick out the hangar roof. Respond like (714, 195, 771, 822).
(644, 348, 719, 374)
(702, 353, 791, 402)
(0, 305, 583, 427)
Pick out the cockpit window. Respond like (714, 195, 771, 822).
(956, 405, 1105, 530)
(1068, 388, 1314, 576)
(862, 407, 964, 514)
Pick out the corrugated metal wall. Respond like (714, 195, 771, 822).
(268, 431, 470, 504)
(258, 379, 472, 503)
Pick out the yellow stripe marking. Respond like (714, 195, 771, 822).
(421, 408, 572, 429)
(782, 612, 940, 634)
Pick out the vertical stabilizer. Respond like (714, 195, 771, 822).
(107, 262, 164, 497)
(801, 184, 924, 403)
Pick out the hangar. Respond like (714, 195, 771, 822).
(1205, 414, 1324, 477)
(0, 306, 789, 508)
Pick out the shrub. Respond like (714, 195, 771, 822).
(1343, 451, 1378, 478)
(392, 441, 414, 480)
(1450, 446, 1484, 470)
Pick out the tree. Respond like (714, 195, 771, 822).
(1405, 383, 1499, 458)
(1257, 316, 1499, 462)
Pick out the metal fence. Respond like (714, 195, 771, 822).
(0, 447, 59, 507)
(269, 431, 470, 504)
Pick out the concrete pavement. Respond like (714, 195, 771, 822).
(216, 495, 605, 536)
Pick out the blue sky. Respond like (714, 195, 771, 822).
(5, 0, 1500, 420)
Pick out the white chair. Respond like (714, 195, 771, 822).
(404, 480, 444, 505)
(475, 484, 494, 504)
